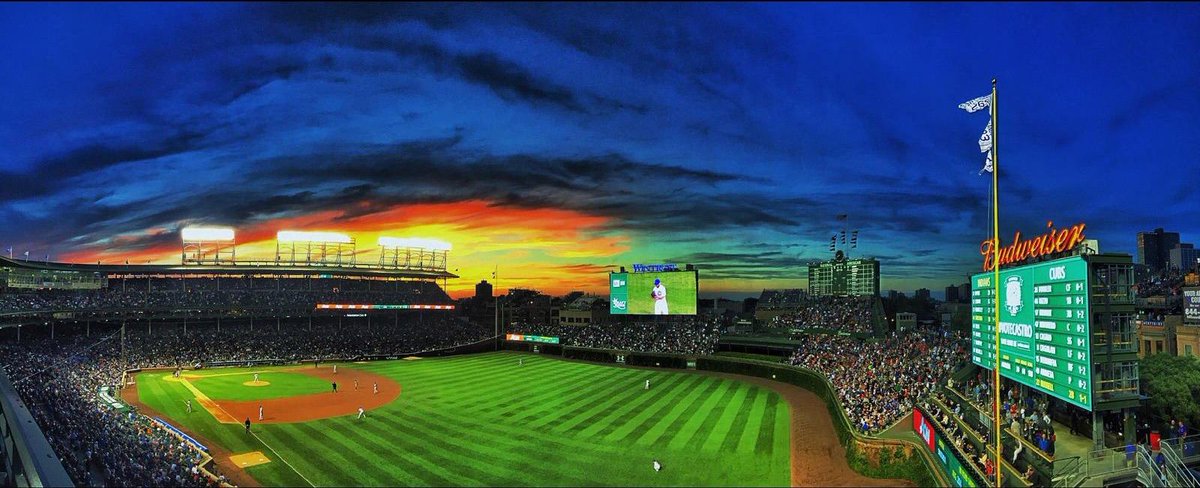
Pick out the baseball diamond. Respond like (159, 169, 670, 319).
(123, 352, 901, 487)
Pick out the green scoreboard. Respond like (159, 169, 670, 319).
(971, 255, 1092, 411)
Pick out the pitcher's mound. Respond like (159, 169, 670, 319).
(243, 380, 270, 387)
(230, 451, 270, 468)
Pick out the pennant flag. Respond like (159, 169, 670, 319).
(958, 94, 991, 114)
(851, 230, 859, 248)
(23, 250, 30, 257)
(979, 151, 994, 175)
(840, 230, 847, 245)
(978, 120, 993, 153)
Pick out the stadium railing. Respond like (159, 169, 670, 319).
(0, 371, 73, 488)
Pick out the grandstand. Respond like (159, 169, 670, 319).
(752, 289, 885, 336)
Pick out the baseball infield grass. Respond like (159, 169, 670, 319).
(190, 371, 331, 401)
(136, 351, 790, 486)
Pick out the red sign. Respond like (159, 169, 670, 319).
(980, 221, 1086, 271)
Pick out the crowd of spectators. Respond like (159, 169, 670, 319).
(0, 338, 223, 487)
(769, 295, 877, 334)
(0, 314, 491, 487)
(1135, 269, 1188, 299)
(788, 326, 969, 434)
(509, 317, 723, 355)
(957, 373, 1060, 458)
(0, 282, 452, 315)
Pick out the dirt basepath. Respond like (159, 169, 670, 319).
(195, 365, 401, 424)
(122, 377, 262, 487)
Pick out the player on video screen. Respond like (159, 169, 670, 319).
(652, 278, 668, 315)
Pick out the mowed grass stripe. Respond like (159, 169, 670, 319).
(256, 422, 359, 487)
(736, 389, 770, 453)
(521, 370, 658, 429)
(674, 381, 745, 451)
(406, 400, 641, 456)
(328, 415, 468, 486)
(371, 406, 594, 487)
(396, 357, 589, 402)
(638, 378, 728, 447)
(603, 374, 710, 442)
(369, 412, 526, 486)
(528, 369, 677, 432)
(555, 371, 692, 436)
(719, 387, 762, 452)
(583, 373, 699, 439)
(285, 421, 395, 485)
(697, 384, 752, 452)
(439, 362, 612, 415)
(754, 393, 780, 455)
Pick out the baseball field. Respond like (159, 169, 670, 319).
(130, 351, 794, 486)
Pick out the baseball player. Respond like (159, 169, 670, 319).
(357, 406, 366, 419)
(651, 278, 668, 315)
(253, 373, 259, 383)
(258, 404, 264, 421)
(333, 364, 338, 374)
(186, 399, 192, 413)
(244, 418, 251, 434)
(332, 381, 338, 393)
(519, 358, 523, 367)
(354, 378, 359, 391)
(373, 382, 379, 395)
(653, 459, 662, 472)
(645, 379, 651, 390)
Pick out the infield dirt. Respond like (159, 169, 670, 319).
(191, 365, 401, 424)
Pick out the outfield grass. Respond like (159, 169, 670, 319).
(188, 370, 331, 401)
(137, 351, 791, 487)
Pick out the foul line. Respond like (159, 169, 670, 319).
(252, 431, 317, 488)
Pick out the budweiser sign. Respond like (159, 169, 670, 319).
(980, 221, 1086, 271)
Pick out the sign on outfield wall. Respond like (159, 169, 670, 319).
(971, 255, 1092, 411)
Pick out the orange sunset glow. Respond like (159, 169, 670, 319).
(59, 200, 632, 297)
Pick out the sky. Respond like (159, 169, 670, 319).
(1, 3, 1197, 299)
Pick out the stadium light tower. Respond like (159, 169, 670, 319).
(181, 226, 236, 265)
(276, 230, 355, 267)
(377, 237, 451, 271)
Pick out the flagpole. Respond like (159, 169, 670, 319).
(991, 78, 1002, 488)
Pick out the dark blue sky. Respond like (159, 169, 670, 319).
(1, 3, 1197, 297)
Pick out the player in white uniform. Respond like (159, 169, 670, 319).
(253, 373, 259, 383)
(653, 459, 662, 472)
(258, 404, 264, 421)
(373, 382, 379, 395)
(645, 379, 650, 390)
(186, 399, 192, 413)
(357, 407, 366, 419)
(333, 364, 337, 374)
(652, 278, 668, 315)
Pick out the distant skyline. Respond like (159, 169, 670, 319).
(2, 3, 1197, 298)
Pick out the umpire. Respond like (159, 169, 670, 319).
(245, 417, 251, 434)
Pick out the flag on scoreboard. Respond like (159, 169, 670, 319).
(840, 230, 846, 245)
(851, 230, 859, 248)
(829, 235, 836, 251)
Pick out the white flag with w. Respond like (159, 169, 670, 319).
(978, 120, 992, 153)
(958, 94, 991, 114)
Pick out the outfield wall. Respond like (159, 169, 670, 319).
(501, 340, 945, 487)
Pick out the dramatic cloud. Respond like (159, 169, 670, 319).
(1, 3, 1197, 297)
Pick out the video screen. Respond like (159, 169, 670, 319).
(609, 270, 697, 315)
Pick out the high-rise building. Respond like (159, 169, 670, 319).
(915, 288, 931, 301)
(945, 285, 960, 303)
(1169, 243, 1200, 272)
(957, 283, 971, 303)
(475, 279, 493, 300)
(1137, 228, 1181, 274)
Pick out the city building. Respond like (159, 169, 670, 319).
(557, 295, 608, 326)
(956, 283, 970, 303)
(1137, 227, 1180, 274)
(1169, 243, 1200, 272)
(475, 279, 493, 300)
(896, 312, 916, 331)
(915, 288, 931, 301)
(944, 285, 959, 303)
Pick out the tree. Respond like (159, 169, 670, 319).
(1140, 353, 1200, 430)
